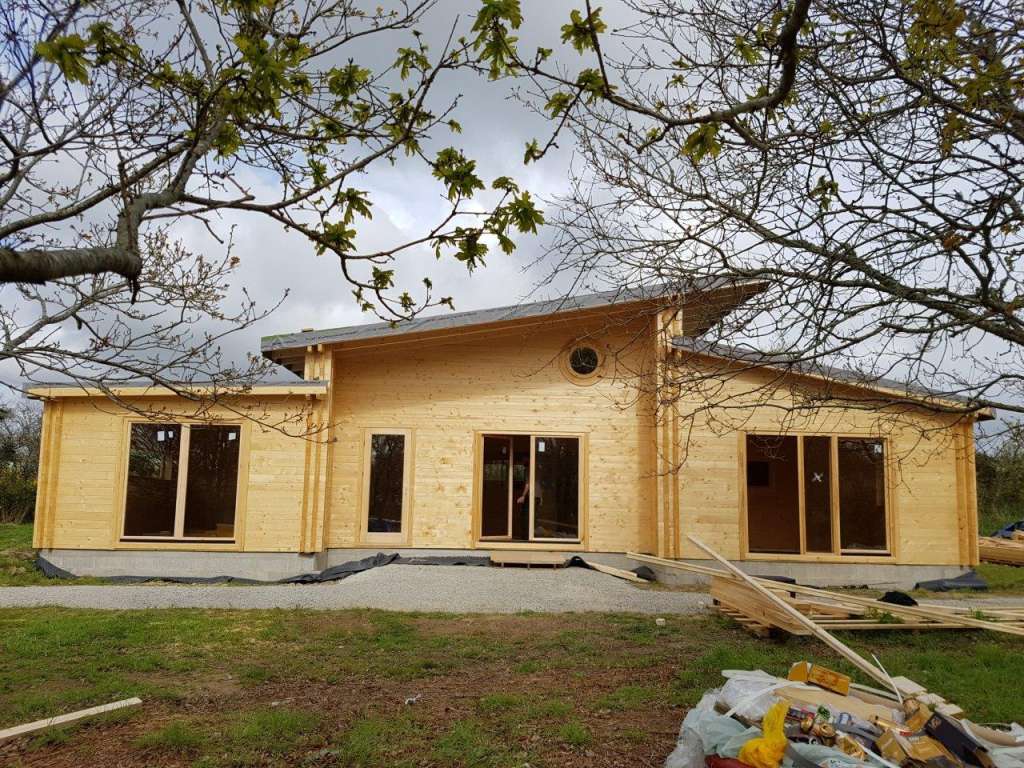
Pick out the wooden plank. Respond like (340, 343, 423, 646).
(0, 698, 142, 741)
(979, 537, 1024, 566)
(581, 559, 646, 583)
(629, 551, 1024, 637)
(689, 536, 893, 688)
(711, 576, 812, 635)
(489, 551, 566, 567)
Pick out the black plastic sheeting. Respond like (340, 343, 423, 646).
(879, 590, 919, 606)
(915, 569, 988, 592)
(35, 552, 489, 585)
(993, 519, 1024, 539)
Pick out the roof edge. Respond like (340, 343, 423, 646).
(670, 337, 995, 421)
(261, 279, 765, 355)
(26, 380, 328, 399)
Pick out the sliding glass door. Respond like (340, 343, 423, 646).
(531, 436, 579, 541)
(479, 433, 581, 543)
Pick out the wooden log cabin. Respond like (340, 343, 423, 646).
(28, 282, 987, 585)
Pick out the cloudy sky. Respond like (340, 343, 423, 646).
(174, 1, 615, 368)
(1, 0, 637, 390)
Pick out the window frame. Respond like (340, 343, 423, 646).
(740, 433, 892, 560)
(472, 430, 588, 548)
(118, 420, 247, 545)
(360, 428, 414, 545)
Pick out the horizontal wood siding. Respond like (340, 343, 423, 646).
(326, 317, 657, 553)
(38, 397, 316, 552)
(673, 360, 975, 565)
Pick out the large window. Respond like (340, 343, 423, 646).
(478, 433, 581, 543)
(745, 434, 888, 556)
(364, 431, 410, 539)
(123, 423, 241, 541)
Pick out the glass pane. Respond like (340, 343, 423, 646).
(803, 436, 833, 552)
(532, 437, 579, 539)
(838, 439, 887, 551)
(481, 437, 511, 537)
(123, 424, 179, 537)
(183, 426, 240, 538)
(368, 434, 405, 533)
(745, 435, 800, 553)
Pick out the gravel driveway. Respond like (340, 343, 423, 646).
(0, 565, 712, 614)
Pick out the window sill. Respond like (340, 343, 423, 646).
(116, 539, 242, 552)
(743, 551, 895, 564)
(480, 540, 585, 551)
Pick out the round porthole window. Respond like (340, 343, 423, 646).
(569, 346, 600, 376)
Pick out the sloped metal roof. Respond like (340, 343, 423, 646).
(670, 337, 992, 417)
(260, 278, 751, 356)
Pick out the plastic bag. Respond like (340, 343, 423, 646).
(665, 692, 752, 768)
(718, 670, 790, 721)
(739, 701, 790, 768)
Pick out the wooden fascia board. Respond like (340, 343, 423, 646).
(669, 347, 995, 421)
(279, 286, 759, 358)
(26, 384, 328, 399)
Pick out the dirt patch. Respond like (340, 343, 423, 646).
(1, 612, 694, 768)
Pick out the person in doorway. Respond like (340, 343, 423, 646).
(515, 481, 529, 516)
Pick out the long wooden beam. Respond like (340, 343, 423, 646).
(0, 698, 142, 741)
(627, 550, 1024, 637)
(688, 537, 893, 687)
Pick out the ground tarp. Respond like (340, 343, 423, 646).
(35, 552, 489, 585)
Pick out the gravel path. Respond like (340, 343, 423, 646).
(0, 565, 713, 614)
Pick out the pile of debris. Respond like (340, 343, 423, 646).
(630, 542, 1024, 639)
(979, 523, 1024, 567)
(665, 661, 1024, 768)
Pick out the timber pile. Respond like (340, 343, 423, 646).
(979, 535, 1024, 566)
(709, 575, 1024, 637)
(628, 544, 1024, 640)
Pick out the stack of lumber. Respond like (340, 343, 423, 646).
(708, 575, 1024, 637)
(627, 548, 1024, 641)
(979, 533, 1024, 566)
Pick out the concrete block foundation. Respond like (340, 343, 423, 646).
(40, 548, 969, 590)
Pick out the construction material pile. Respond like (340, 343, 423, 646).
(979, 528, 1024, 567)
(666, 662, 1024, 768)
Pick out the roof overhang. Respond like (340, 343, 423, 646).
(262, 279, 766, 375)
(26, 381, 329, 400)
(670, 338, 995, 421)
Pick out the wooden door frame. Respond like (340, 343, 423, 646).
(738, 431, 896, 563)
(479, 435, 514, 540)
(472, 430, 588, 550)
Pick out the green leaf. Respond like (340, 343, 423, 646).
(213, 124, 242, 158)
(545, 91, 574, 117)
(327, 63, 371, 99)
(35, 35, 90, 85)
(523, 139, 542, 164)
(471, 0, 524, 79)
(432, 147, 485, 200)
(682, 123, 722, 162)
(560, 7, 607, 54)
(734, 35, 762, 64)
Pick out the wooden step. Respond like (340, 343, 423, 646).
(489, 551, 567, 568)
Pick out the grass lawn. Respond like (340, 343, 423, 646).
(0, 609, 1021, 767)
(0, 523, 49, 587)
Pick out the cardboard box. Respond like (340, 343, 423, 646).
(789, 661, 851, 696)
(925, 713, 995, 768)
(876, 729, 962, 768)
(904, 700, 934, 732)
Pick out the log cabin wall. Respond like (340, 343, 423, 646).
(32, 394, 321, 553)
(668, 355, 980, 566)
(322, 312, 659, 553)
